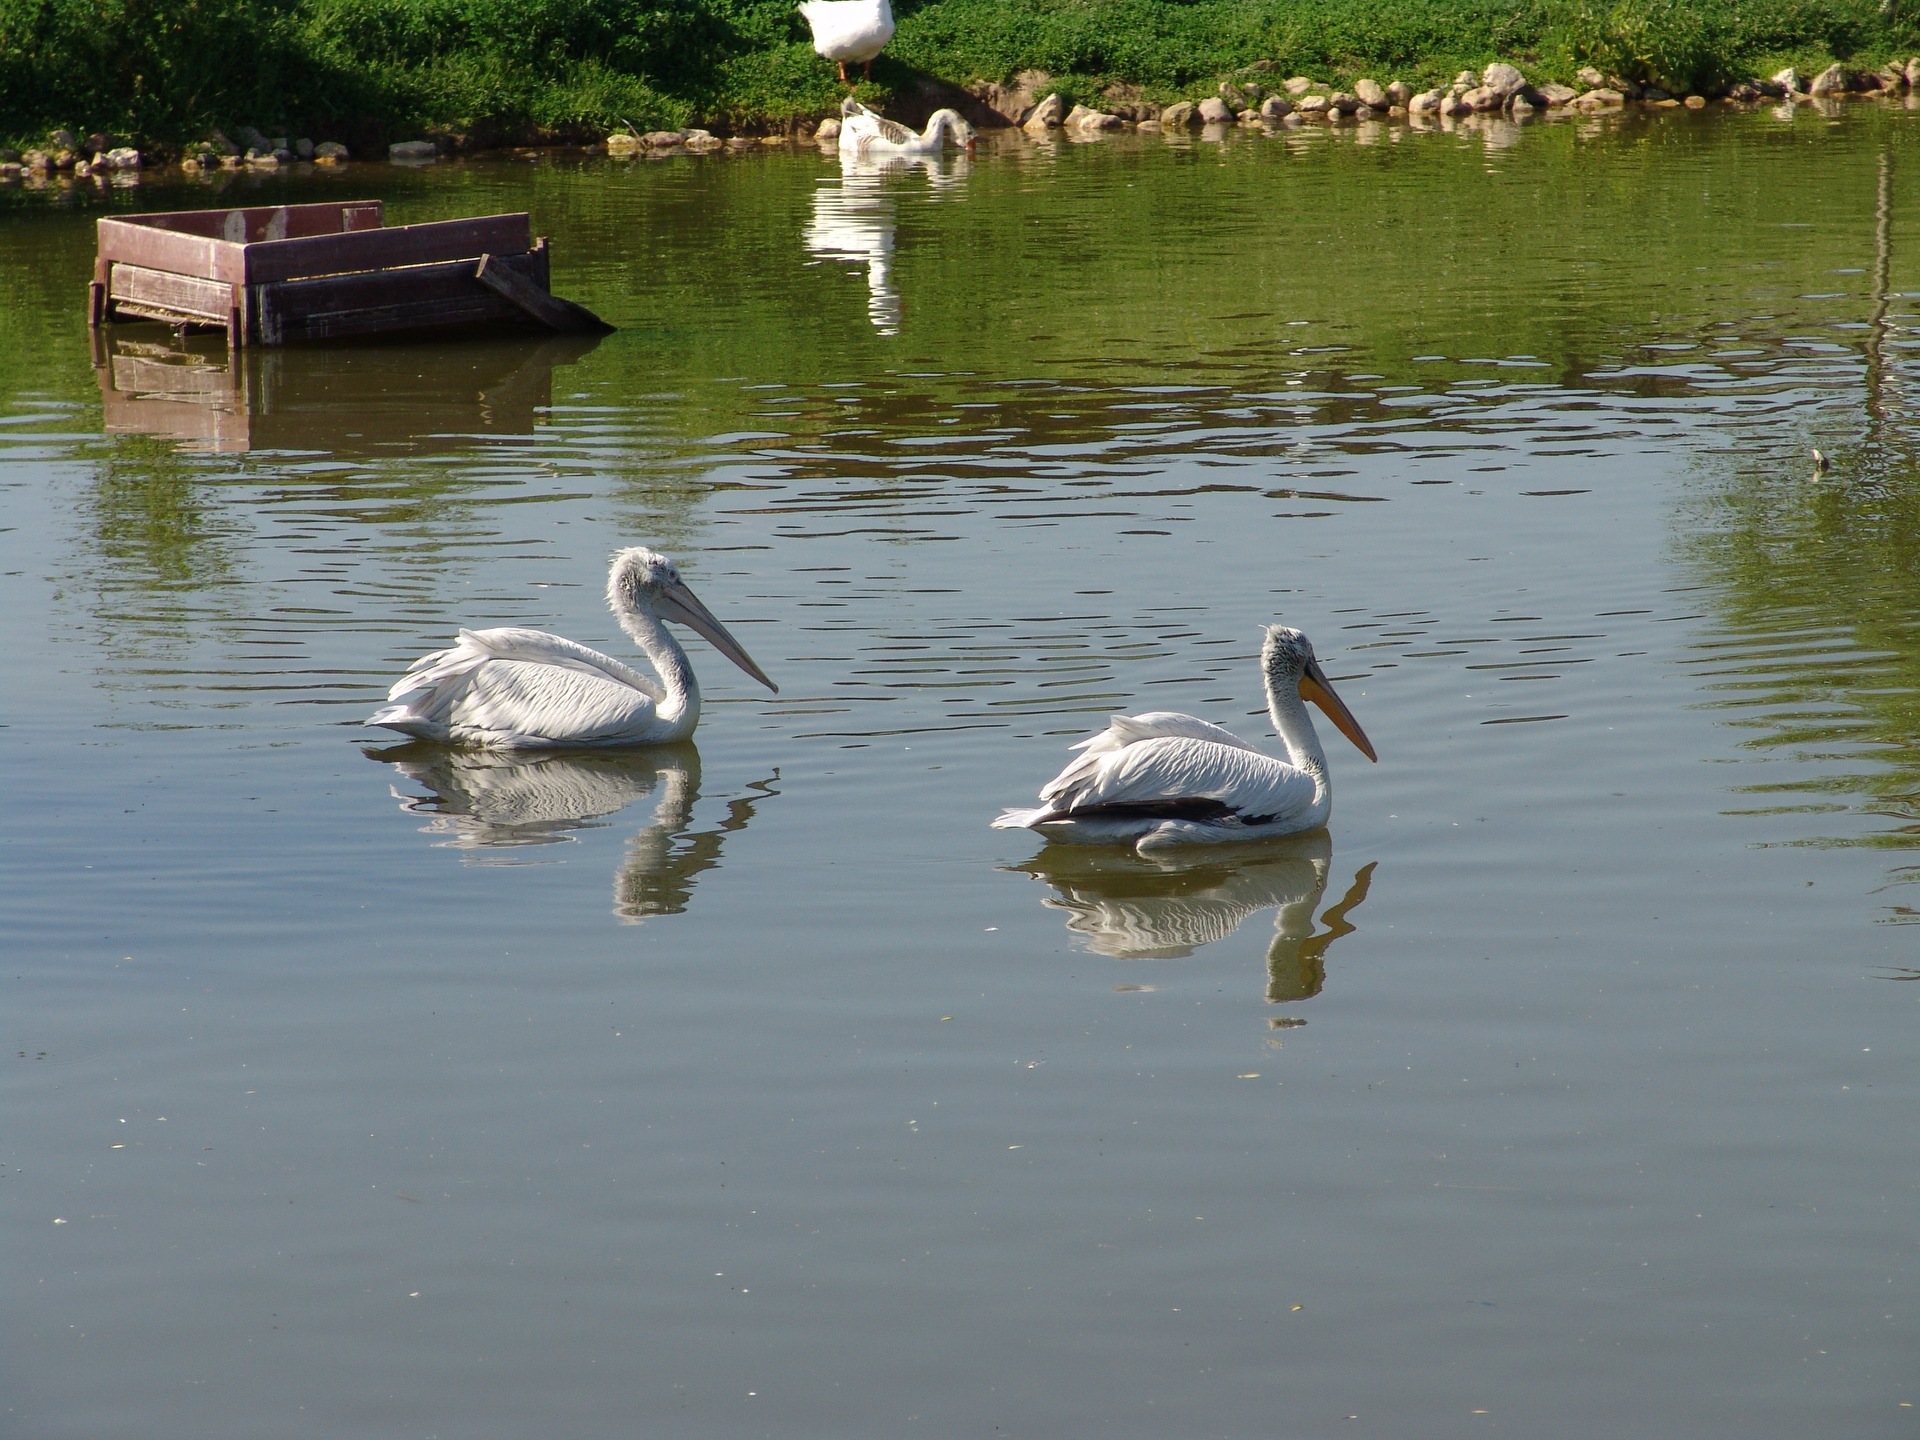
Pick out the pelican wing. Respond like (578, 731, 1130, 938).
(1070, 710, 1258, 756)
(1038, 736, 1320, 827)
(371, 627, 665, 746)
(387, 627, 663, 702)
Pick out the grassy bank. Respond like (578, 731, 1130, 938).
(3, 0, 1919, 155)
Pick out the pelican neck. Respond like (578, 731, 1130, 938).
(614, 594, 699, 732)
(1264, 665, 1330, 780)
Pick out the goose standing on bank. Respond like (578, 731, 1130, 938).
(993, 625, 1376, 852)
(368, 547, 777, 747)
(837, 97, 974, 157)
(798, 0, 894, 86)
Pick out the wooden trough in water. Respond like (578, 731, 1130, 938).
(89, 200, 609, 346)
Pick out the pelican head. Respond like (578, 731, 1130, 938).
(609, 547, 779, 693)
(1262, 625, 1376, 762)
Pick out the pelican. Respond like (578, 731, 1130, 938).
(837, 97, 974, 157)
(993, 625, 1376, 852)
(368, 548, 777, 748)
(798, 0, 894, 86)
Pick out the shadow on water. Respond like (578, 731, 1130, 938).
(364, 741, 779, 922)
(91, 328, 605, 455)
(1004, 830, 1377, 1018)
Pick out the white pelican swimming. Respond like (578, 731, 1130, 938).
(993, 625, 1376, 852)
(798, 0, 894, 85)
(837, 97, 974, 157)
(368, 547, 777, 748)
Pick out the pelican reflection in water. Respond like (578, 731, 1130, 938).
(367, 741, 776, 922)
(804, 150, 970, 335)
(1006, 832, 1376, 1013)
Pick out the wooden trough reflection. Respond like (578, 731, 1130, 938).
(89, 200, 608, 346)
(92, 328, 604, 454)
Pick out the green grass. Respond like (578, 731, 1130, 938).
(3, 0, 1919, 155)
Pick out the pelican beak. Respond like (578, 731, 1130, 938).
(1299, 657, 1376, 762)
(657, 580, 779, 694)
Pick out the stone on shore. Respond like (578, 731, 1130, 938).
(1453, 70, 1478, 89)
(1575, 67, 1606, 89)
(314, 141, 349, 163)
(686, 130, 721, 151)
(1065, 104, 1123, 131)
(1481, 62, 1527, 99)
(1535, 82, 1577, 106)
(1284, 76, 1317, 96)
(1808, 64, 1850, 97)
(1258, 95, 1293, 120)
(1217, 82, 1248, 111)
(389, 140, 439, 161)
(1683, 94, 1707, 109)
(206, 131, 241, 157)
(1908, 58, 1920, 89)
(1772, 67, 1804, 94)
(1439, 91, 1473, 117)
(1196, 97, 1234, 124)
(1461, 85, 1501, 111)
(1160, 101, 1196, 127)
(607, 132, 643, 154)
(103, 147, 141, 169)
(1024, 93, 1066, 132)
(1385, 80, 1413, 107)
(1571, 88, 1626, 110)
(1408, 88, 1444, 114)
(1327, 91, 1360, 115)
(294, 138, 314, 159)
(815, 117, 841, 142)
(1294, 94, 1329, 116)
(1354, 77, 1387, 108)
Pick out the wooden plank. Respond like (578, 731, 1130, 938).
(243, 214, 531, 285)
(109, 262, 235, 322)
(474, 253, 611, 334)
(252, 251, 549, 344)
(116, 201, 385, 243)
(99, 219, 245, 284)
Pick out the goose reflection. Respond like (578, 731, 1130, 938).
(365, 742, 776, 922)
(804, 152, 969, 334)
(1006, 832, 1376, 1011)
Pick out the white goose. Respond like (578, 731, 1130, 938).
(368, 547, 777, 747)
(838, 97, 974, 157)
(993, 625, 1376, 852)
(798, 0, 894, 85)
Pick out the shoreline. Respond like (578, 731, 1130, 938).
(4, 57, 1917, 186)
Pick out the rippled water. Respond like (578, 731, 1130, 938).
(5, 107, 1919, 1437)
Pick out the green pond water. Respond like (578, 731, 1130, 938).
(4, 106, 1919, 1437)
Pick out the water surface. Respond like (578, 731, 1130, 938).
(5, 107, 1919, 1437)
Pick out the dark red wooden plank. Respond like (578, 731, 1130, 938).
(252, 251, 547, 343)
(97, 219, 244, 283)
(109, 262, 236, 322)
(116, 201, 384, 243)
(474, 253, 610, 334)
(243, 215, 532, 285)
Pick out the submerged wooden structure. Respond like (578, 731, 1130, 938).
(90, 200, 608, 346)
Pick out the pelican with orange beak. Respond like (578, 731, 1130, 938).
(992, 625, 1376, 853)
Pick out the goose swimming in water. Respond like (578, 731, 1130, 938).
(993, 625, 1376, 853)
(837, 97, 974, 157)
(368, 548, 777, 748)
(798, 0, 894, 86)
